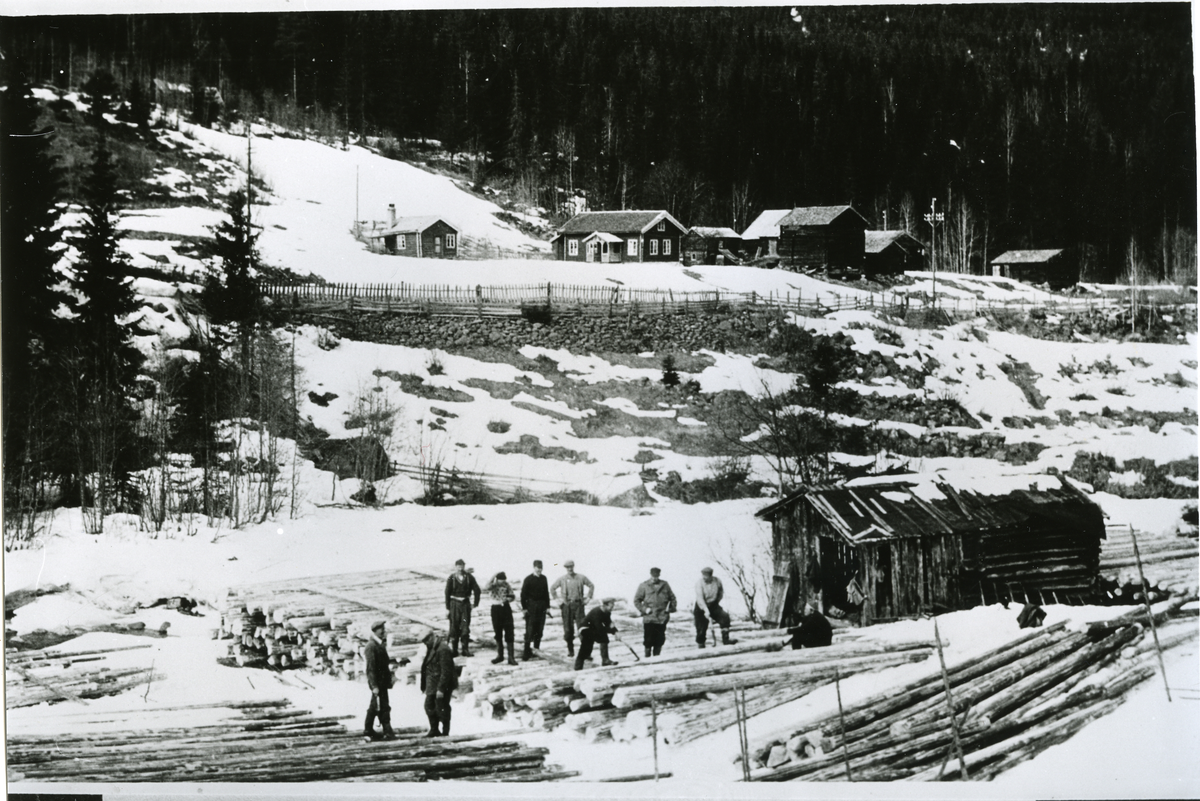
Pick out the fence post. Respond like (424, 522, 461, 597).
(546, 281, 552, 311)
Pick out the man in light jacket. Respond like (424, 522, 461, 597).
(694, 566, 737, 647)
(550, 559, 594, 657)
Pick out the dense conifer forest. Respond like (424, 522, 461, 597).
(2, 5, 1195, 281)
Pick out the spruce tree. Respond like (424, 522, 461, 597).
(204, 189, 263, 368)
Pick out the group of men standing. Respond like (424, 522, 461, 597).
(362, 559, 743, 740)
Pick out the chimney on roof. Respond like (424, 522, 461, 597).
(387, 204, 397, 227)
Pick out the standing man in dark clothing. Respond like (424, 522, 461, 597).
(574, 598, 619, 671)
(551, 559, 594, 657)
(484, 571, 518, 666)
(520, 559, 550, 660)
(445, 559, 481, 657)
(363, 620, 396, 740)
(420, 629, 457, 737)
(788, 603, 833, 649)
(694, 566, 738, 647)
(634, 567, 677, 657)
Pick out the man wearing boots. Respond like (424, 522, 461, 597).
(551, 560, 594, 658)
(520, 559, 550, 660)
(574, 597, 619, 671)
(445, 559, 481, 657)
(484, 571, 518, 666)
(363, 620, 396, 740)
(694, 567, 738, 648)
(419, 629, 457, 737)
(633, 567, 677, 657)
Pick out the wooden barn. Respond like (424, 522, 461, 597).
(990, 249, 1078, 289)
(551, 210, 685, 263)
(740, 209, 790, 260)
(777, 205, 869, 271)
(367, 206, 459, 258)
(756, 476, 1106, 628)
(682, 226, 742, 265)
(864, 230, 927, 278)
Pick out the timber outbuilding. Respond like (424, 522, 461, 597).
(682, 226, 742, 265)
(990, 249, 1077, 289)
(551, 210, 685, 263)
(367, 205, 459, 258)
(756, 475, 1106, 628)
(864, 230, 927, 277)
(777, 205, 869, 271)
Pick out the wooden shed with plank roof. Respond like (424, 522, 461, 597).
(990, 249, 1078, 289)
(777, 205, 869, 271)
(756, 474, 1106, 628)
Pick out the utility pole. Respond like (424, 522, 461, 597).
(925, 197, 944, 309)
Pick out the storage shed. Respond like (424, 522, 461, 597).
(741, 209, 790, 260)
(756, 475, 1106, 628)
(777, 205, 868, 271)
(864, 230, 927, 278)
(990, 249, 1077, 289)
(682, 226, 742, 265)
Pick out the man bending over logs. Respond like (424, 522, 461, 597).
(574, 597, 619, 670)
(694, 567, 738, 648)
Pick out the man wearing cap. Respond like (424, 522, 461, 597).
(420, 629, 457, 736)
(694, 567, 737, 647)
(484, 570, 518, 666)
(574, 598, 619, 670)
(550, 560, 594, 657)
(445, 559, 482, 657)
(363, 620, 396, 740)
(520, 560, 550, 660)
(634, 567, 677, 657)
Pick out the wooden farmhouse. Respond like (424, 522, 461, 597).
(551, 210, 685, 263)
(777, 205, 869, 271)
(756, 476, 1106, 628)
(991, 249, 1078, 289)
(864, 230, 927, 278)
(367, 206, 459, 258)
(682, 226, 742, 265)
(740, 209, 791, 259)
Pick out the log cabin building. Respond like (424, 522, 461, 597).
(990, 249, 1078, 289)
(741, 209, 790, 260)
(682, 226, 742, 265)
(756, 475, 1106, 628)
(777, 205, 869, 271)
(864, 230, 927, 278)
(551, 210, 685, 263)
(367, 206, 459, 258)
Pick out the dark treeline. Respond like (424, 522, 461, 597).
(3, 5, 1195, 280)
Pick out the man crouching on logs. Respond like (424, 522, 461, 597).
(364, 620, 396, 740)
(574, 597, 619, 670)
(420, 628, 457, 737)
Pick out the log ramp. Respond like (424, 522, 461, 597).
(6, 698, 575, 782)
(742, 596, 1199, 782)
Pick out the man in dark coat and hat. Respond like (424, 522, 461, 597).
(634, 567, 677, 657)
(420, 629, 457, 737)
(364, 620, 396, 740)
(574, 598, 619, 671)
(520, 559, 550, 660)
(445, 559, 482, 657)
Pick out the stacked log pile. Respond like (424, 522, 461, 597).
(743, 598, 1198, 782)
(6, 698, 577, 782)
(1100, 525, 1197, 600)
(462, 616, 935, 748)
(216, 567, 452, 679)
(5, 643, 160, 709)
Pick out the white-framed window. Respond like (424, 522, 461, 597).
(568, 239, 579, 256)
(398, 234, 407, 250)
(657, 221, 665, 231)
(627, 239, 638, 256)
(445, 233, 456, 249)
(663, 238, 672, 256)
(650, 239, 659, 256)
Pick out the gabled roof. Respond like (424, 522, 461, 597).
(741, 209, 791, 241)
(865, 230, 926, 254)
(368, 215, 456, 238)
(991, 249, 1064, 265)
(688, 226, 740, 239)
(557, 210, 686, 237)
(583, 231, 623, 243)
(778, 205, 869, 228)
(756, 475, 1103, 545)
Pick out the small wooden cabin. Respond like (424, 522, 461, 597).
(991, 249, 1077, 289)
(367, 209, 459, 258)
(864, 230, 927, 278)
(741, 209, 790, 260)
(551, 210, 685, 263)
(682, 226, 742, 265)
(756, 476, 1105, 628)
(777, 205, 868, 271)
